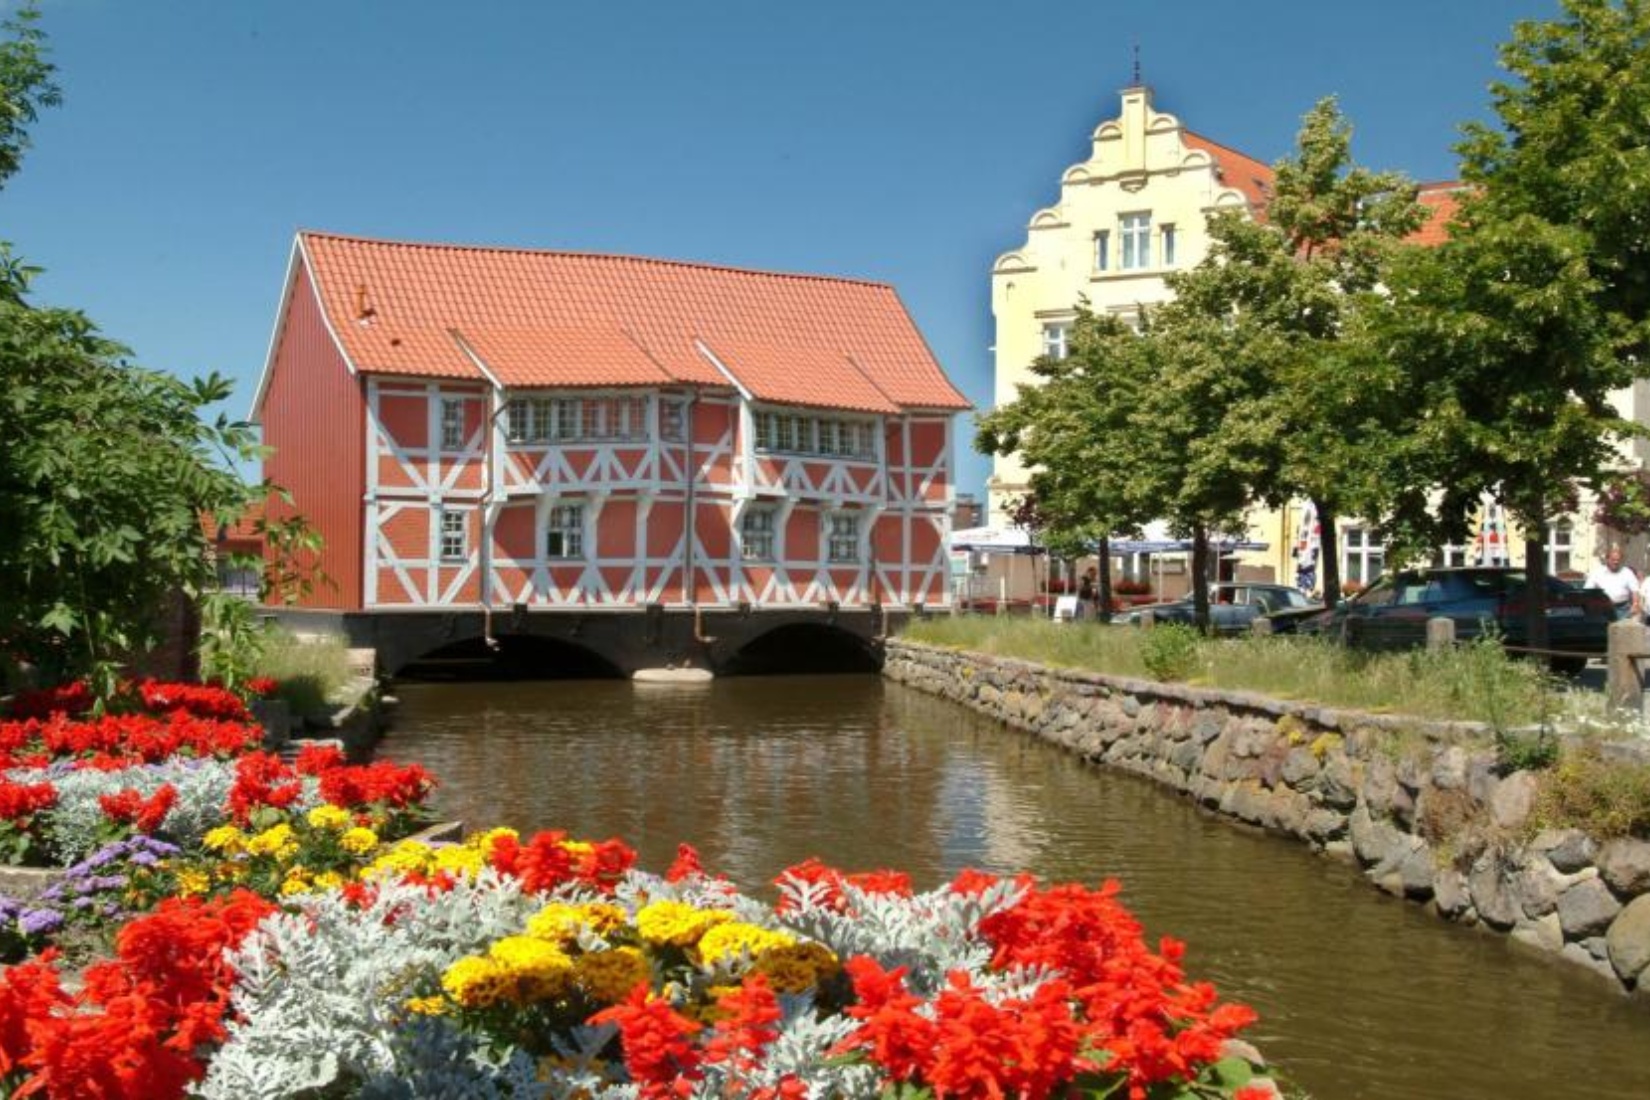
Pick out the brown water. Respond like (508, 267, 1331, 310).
(381, 675, 1650, 1100)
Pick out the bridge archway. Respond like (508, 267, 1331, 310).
(396, 632, 625, 681)
(719, 622, 881, 676)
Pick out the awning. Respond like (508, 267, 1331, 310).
(949, 526, 1044, 555)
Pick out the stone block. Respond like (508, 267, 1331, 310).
(1557, 877, 1623, 940)
(1531, 828, 1597, 875)
(1598, 837, 1650, 898)
(1349, 805, 1407, 869)
(1511, 912, 1564, 953)
(1315, 754, 1359, 811)
(1604, 895, 1650, 983)
(1281, 746, 1321, 786)
(1468, 858, 1522, 930)
(1430, 746, 1469, 791)
(1512, 863, 1560, 919)
(1433, 868, 1474, 919)
(1489, 772, 1540, 832)
(1304, 808, 1347, 844)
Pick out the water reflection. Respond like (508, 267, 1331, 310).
(382, 675, 1650, 1100)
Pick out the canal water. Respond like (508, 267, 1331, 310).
(381, 674, 1650, 1100)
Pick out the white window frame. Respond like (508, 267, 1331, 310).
(1547, 518, 1575, 575)
(754, 411, 776, 451)
(439, 509, 467, 562)
(1341, 525, 1385, 587)
(1093, 230, 1110, 272)
(545, 503, 584, 559)
(440, 398, 466, 451)
(1161, 223, 1177, 267)
(505, 400, 530, 444)
(659, 398, 685, 442)
(827, 512, 860, 563)
(741, 507, 777, 560)
(1041, 322, 1070, 361)
(1120, 212, 1152, 270)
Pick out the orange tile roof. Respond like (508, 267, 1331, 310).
(1410, 181, 1466, 247)
(700, 337, 899, 415)
(1182, 131, 1275, 211)
(298, 232, 969, 412)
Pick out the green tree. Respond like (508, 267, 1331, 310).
(1163, 98, 1422, 607)
(1374, 0, 1650, 650)
(976, 309, 1157, 621)
(0, 5, 287, 696)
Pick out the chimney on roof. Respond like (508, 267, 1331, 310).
(354, 283, 376, 323)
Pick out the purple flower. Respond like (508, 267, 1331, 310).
(71, 896, 95, 910)
(20, 907, 63, 936)
(128, 850, 159, 867)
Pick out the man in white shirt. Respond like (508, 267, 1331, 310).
(1584, 545, 1638, 619)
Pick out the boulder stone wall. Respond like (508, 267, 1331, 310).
(884, 639, 1650, 996)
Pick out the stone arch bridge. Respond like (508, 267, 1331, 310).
(265, 606, 913, 678)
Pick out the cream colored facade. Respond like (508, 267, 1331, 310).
(989, 83, 1263, 522)
(989, 83, 1650, 596)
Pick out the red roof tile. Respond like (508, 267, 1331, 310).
(1410, 181, 1466, 247)
(298, 232, 969, 413)
(699, 337, 899, 415)
(1181, 131, 1275, 211)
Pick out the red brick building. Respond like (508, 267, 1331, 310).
(251, 232, 968, 614)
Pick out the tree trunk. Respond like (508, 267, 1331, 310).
(1524, 528, 1550, 655)
(1097, 536, 1114, 624)
(1191, 525, 1211, 633)
(1316, 499, 1341, 606)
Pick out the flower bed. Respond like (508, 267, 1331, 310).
(0, 681, 1280, 1099)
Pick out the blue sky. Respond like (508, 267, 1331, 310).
(4, 0, 1559, 497)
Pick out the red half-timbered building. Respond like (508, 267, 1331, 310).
(252, 232, 968, 617)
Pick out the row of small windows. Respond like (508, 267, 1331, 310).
(1093, 213, 1176, 273)
(503, 396, 671, 445)
(1339, 520, 1576, 586)
(438, 505, 863, 564)
(752, 411, 877, 459)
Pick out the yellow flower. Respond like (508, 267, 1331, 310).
(362, 841, 434, 879)
(312, 870, 346, 892)
(468, 827, 518, 857)
(441, 955, 509, 1009)
(635, 900, 734, 947)
(339, 827, 380, 855)
(279, 868, 313, 897)
(307, 805, 353, 831)
(695, 922, 795, 969)
(247, 823, 299, 861)
(202, 825, 246, 854)
(432, 845, 485, 877)
(753, 941, 840, 994)
(175, 868, 211, 897)
(573, 947, 650, 1005)
(404, 995, 447, 1016)
(527, 901, 628, 944)
(560, 840, 594, 856)
(488, 935, 574, 1003)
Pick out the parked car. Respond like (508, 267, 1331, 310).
(1117, 583, 1319, 636)
(1287, 567, 1611, 674)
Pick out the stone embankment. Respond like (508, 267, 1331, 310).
(885, 640, 1650, 996)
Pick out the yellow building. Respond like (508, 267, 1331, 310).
(988, 83, 1648, 598)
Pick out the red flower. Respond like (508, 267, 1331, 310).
(589, 985, 703, 1099)
(245, 677, 280, 698)
(0, 779, 57, 823)
(665, 842, 705, 883)
(97, 785, 177, 834)
(226, 752, 303, 825)
(293, 741, 346, 775)
(704, 975, 781, 1080)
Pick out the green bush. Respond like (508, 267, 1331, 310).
(1138, 623, 1202, 682)
(1535, 749, 1650, 839)
(252, 631, 355, 717)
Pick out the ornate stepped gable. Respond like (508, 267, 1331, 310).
(253, 232, 968, 612)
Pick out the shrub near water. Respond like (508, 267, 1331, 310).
(1535, 747, 1650, 839)
(251, 631, 355, 715)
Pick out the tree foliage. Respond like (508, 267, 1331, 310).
(0, 6, 311, 694)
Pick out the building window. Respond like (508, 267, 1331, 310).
(1342, 525, 1385, 588)
(1041, 322, 1070, 361)
(827, 512, 860, 563)
(754, 411, 776, 450)
(506, 401, 530, 443)
(741, 508, 776, 560)
(1548, 519, 1574, 576)
(440, 398, 466, 450)
(1161, 223, 1176, 267)
(1120, 212, 1152, 270)
(1434, 544, 1470, 568)
(1093, 230, 1110, 271)
(545, 504, 584, 559)
(439, 509, 467, 561)
(778, 414, 800, 451)
(659, 399, 685, 441)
